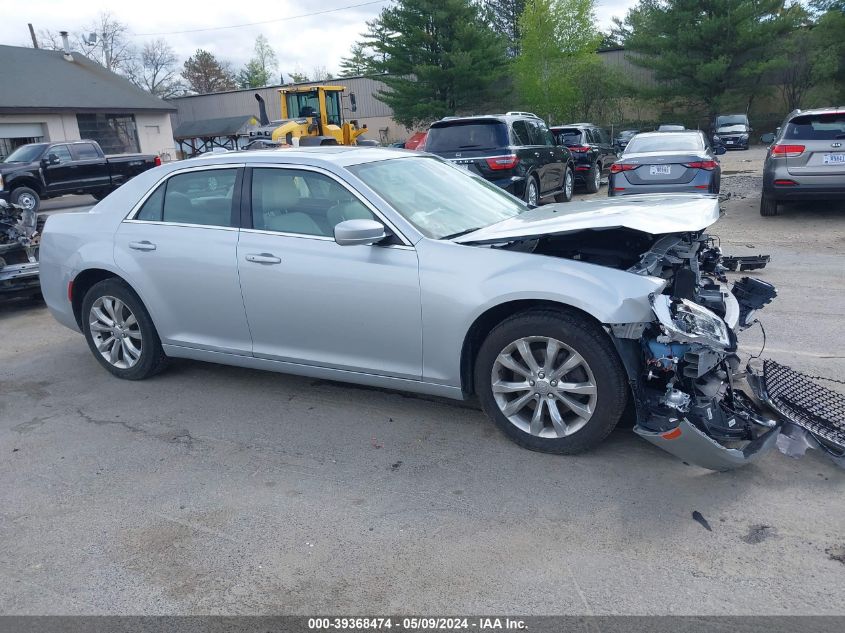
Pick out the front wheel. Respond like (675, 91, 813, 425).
(523, 175, 539, 206)
(11, 187, 40, 213)
(81, 278, 168, 380)
(584, 163, 601, 193)
(475, 310, 628, 454)
(554, 166, 574, 202)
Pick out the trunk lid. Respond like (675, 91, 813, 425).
(617, 151, 709, 185)
(453, 194, 721, 244)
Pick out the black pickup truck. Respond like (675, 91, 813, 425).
(0, 140, 161, 212)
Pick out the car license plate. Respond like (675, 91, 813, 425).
(455, 163, 471, 171)
(649, 165, 672, 175)
(725, 140, 734, 145)
(823, 153, 845, 165)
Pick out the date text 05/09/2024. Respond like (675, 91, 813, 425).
(308, 617, 527, 630)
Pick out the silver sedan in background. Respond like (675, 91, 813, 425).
(39, 148, 793, 470)
(609, 130, 726, 196)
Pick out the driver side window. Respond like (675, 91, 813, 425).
(250, 168, 375, 237)
(49, 145, 72, 164)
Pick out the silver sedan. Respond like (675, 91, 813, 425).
(39, 148, 788, 469)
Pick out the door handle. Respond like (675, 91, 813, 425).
(128, 240, 156, 251)
(245, 253, 281, 264)
(534, 152, 541, 157)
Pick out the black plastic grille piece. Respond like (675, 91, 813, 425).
(763, 359, 845, 448)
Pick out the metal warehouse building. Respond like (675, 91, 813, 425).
(0, 44, 176, 160)
(168, 76, 413, 150)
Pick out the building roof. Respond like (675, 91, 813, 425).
(172, 115, 259, 140)
(0, 45, 176, 113)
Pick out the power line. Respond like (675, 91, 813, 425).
(129, 0, 390, 37)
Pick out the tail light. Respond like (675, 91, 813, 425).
(610, 163, 639, 173)
(485, 154, 519, 170)
(567, 145, 590, 153)
(684, 160, 718, 170)
(154, 156, 162, 166)
(774, 179, 798, 186)
(771, 144, 805, 157)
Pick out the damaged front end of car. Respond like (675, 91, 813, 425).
(457, 195, 843, 470)
(0, 198, 41, 300)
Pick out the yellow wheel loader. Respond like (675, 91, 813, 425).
(251, 86, 371, 147)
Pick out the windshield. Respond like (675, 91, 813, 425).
(716, 115, 748, 127)
(348, 156, 526, 239)
(3, 144, 47, 163)
(624, 134, 703, 153)
(618, 130, 638, 139)
(424, 122, 508, 152)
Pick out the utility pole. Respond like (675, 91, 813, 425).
(28, 23, 38, 48)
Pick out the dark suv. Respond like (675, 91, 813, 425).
(425, 113, 575, 205)
(550, 123, 617, 193)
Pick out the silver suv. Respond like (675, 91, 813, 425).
(760, 108, 845, 216)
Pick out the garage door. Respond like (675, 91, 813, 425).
(0, 122, 46, 160)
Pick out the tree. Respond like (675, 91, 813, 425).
(618, 0, 800, 115)
(127, 39, 182, 99)
(339, 42, 375, 77)
(182, 49, 237, 94)
(483, 0, 527, 56)
(311, 66, 334, 81)
(237, 35, 278, 88)
(366, 0, 509, 128)
(78, 12, 135, 74)
(288, 70, 310, 83)
(514, 0, 600, 124)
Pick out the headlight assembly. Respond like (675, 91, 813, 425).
(651, 295, 731, 348)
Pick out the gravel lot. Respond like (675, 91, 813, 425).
(1, 147, 844, 615)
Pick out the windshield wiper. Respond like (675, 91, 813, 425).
(442, 227, 484, 240)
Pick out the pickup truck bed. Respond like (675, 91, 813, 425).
(0, 139, 161, 212)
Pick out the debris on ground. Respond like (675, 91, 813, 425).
(742, 524, 777, 544)
(826, 546, 845, 564)
(692, 511, 712, 531)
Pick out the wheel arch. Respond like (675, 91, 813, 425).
(9, 176, 43, 195)
(459, 299, 607, 396)
(70, 268, 125, 328)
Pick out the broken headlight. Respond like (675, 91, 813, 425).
(651, 295, 731, 348)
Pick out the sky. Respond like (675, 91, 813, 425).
(0, 0, 639, 80)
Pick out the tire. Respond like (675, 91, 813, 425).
(91, 189, 112, 201)
(760, 193, 778, 216)
(585, 163, 601, 193)
(524, 175, 539, 206)
(11, 187, 40, 213)
(554, 166, 574, 202)
(81, 278, 168, 380)
(475, 309, 628, 455)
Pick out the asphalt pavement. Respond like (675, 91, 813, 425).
(1, 148, 844, 615)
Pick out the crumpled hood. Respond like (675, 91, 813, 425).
(453, 194, 721, 244)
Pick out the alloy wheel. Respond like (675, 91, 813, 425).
(17, 192, 36, 210)
(491, 336, 597, 438)
(565, 169, 574, 198)
(89, 295, 143, 369)
(527, 179, 538, 206)
(593, 166, 601, 190)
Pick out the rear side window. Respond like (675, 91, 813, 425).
(134, 169, 238, 226)
(511, 120, 531, 145)
(72, 143, 100, 160)
(425, 122, 508, 152)
(784, 113, 845, 140)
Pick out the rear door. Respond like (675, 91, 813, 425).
(783, 112, 845, 179)
(114, 165, 253, 354)
(70, 142, 111, 191)
(527, 119, 557, 193)
(593, 128, 617, 174)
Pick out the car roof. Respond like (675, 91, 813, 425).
(635, 130, 701, 138)
(179, 146, 418, 169)
(787, 106, 845, 118)
(431, 113, 539, 126)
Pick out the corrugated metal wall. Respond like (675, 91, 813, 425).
(169, 76, 394, 130)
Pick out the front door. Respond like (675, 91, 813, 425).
(236, 166, 423, 379)
(42, 144, 77, 194)
(113, 166, 253, 354)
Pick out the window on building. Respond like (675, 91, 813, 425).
(76, 113, 140, 154)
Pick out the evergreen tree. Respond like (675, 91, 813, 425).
(366, 0, 509, 128)
(182, 50, 237, 94)
(483, 0, 527, 56)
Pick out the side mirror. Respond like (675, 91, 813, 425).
(760, 133, 775, 145)
(714, 144, 727, 156)
(334, 219, 386, 246)
(46, 154, 60, 165)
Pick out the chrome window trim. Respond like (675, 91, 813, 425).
(239, 227, 414, 250)
(247, 163, 413, 247)
(122, 219, 239, 232)
(123, 163, 245, 224)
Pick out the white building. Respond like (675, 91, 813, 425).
(0, 44, 176, 160)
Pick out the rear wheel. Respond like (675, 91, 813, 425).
(585, 163, 601, 193)
(81, 278, 168, 380)
(554, 166, 574, 202)
(524, 175, 539, 206)
(475, 309, 628, 454)
(760, 193, 778, 216)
